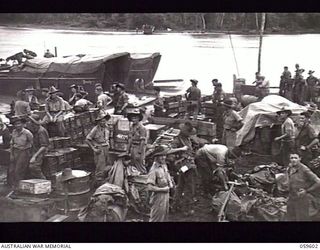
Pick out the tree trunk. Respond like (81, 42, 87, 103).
(255, 13, 259, 30)
(200, 14, 206, 30)
(219, 13, 225, 29)
(258, 13, 266, 74)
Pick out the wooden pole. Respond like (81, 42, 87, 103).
(54, 47, 58, 57)
(257, 13, 266, 74)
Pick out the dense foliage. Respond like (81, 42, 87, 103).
(0, 13, 320, 32)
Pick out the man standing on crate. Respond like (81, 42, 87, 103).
(8, 116, 33, 188)
(171, 122, 197, 216)
(127, 108, 148, 174)
(295, 111, 319, 165)
(85, 110, 111, 184)
(114, 83, 129, 115)
(185, 79, 201, 120)
(95, 86, 112, 112)
(27, 114, 50, 179)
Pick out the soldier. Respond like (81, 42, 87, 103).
(153, 87, 166, 117)
(68, 84, 79, 106)
(42, 86, 66, 137)
(274, 107, 296, 166)
(85, 110, 111, 183)
(185, 79, 201, 120)
(212, 82, 226, 142)
(114, 83, 129, 115)
(295, 111, 319, 165)
(293, 69, 307, 105)
(279, 66, 292, 97)
(195, 143, 230, 195)
(95, 86, 112, 112)
(306, 70, 319, 102)
(286, 152, 320, 221)
(127, 108, 148, 174)
(171, 122, 197, 216)
(147, 145, 174, 222)
(25, 86, 40, 110)
(28, 114, 50, 179)
(222, 99, 243, 151)
(8, 116, 33, 188)
(44, 49, 54, 58)
(74, 93, 93, 113)
(14, 90, 31, 116)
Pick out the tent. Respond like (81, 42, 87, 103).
(235, 95, 309, 147)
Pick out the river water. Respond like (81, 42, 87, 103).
(1, 26, 320, 94)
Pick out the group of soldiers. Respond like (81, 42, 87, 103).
(3, 72, 320, 222)
(279, 63, 320, 105)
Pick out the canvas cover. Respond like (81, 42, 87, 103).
(16, 53, 130, 75)
(235, 95, 316, 146)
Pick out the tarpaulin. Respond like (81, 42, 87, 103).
(19, 53, 130, 75)
(235, 95, 308, 146)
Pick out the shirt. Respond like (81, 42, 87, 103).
(281, 117, 295, 141)
(130, 122, 147, 145)
(116, 92, 129, 109)
(212, 90, 226, 103)
(147, 162, 172, 189)
(11, 128, 33, 150)
(97, 93, 112, 110)
(295, 123, 317, 148)
(223, 110, 242, 130)
(288, 162, 320, 198)
(306, 75, 319, 87)
(32, 125, 49, 153)
(45, 96, 64, 112)
(86, 125, 109, 146)
(14, 100, 31, 116)
(197, 144, 228, 165)
(281, 70, 292, 80)
(186, 86, 201, 101)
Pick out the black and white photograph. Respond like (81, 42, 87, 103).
(1, 12, 320, 228)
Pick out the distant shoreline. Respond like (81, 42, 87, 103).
(1, 23, 320, 35)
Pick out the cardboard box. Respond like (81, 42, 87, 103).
(117, 118, 130, 131)
(18, 179, 51, 194)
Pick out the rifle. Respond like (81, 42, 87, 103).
(217, 182, 235, 222)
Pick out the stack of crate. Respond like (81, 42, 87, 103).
(201, 101, 216, 120)
(163, 95, 185, 118)
(112, 117, 130, 152)
(64, 109, 99, 145)
(43, 136, 81, 179)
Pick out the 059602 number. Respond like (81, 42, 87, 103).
(300, 244, 318, 248)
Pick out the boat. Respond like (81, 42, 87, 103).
(0, 52, 162, 101)
(142, 24, 155, 35)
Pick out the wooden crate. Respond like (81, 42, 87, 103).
(164, 101, 180, 109)
(18, 179, 51, 194)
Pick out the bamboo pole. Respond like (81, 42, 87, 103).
(257, 13, 266, 74)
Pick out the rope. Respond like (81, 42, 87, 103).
(228, 31, 240, 77)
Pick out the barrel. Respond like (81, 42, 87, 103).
(53, 170, 92, 213)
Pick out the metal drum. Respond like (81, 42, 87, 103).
(53, 170, 92, 212)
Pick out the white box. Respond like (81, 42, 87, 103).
(18, 179, 52, 194)
(117, 118, 130, 131)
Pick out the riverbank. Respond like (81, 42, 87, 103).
(2, 22, 320, 35)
